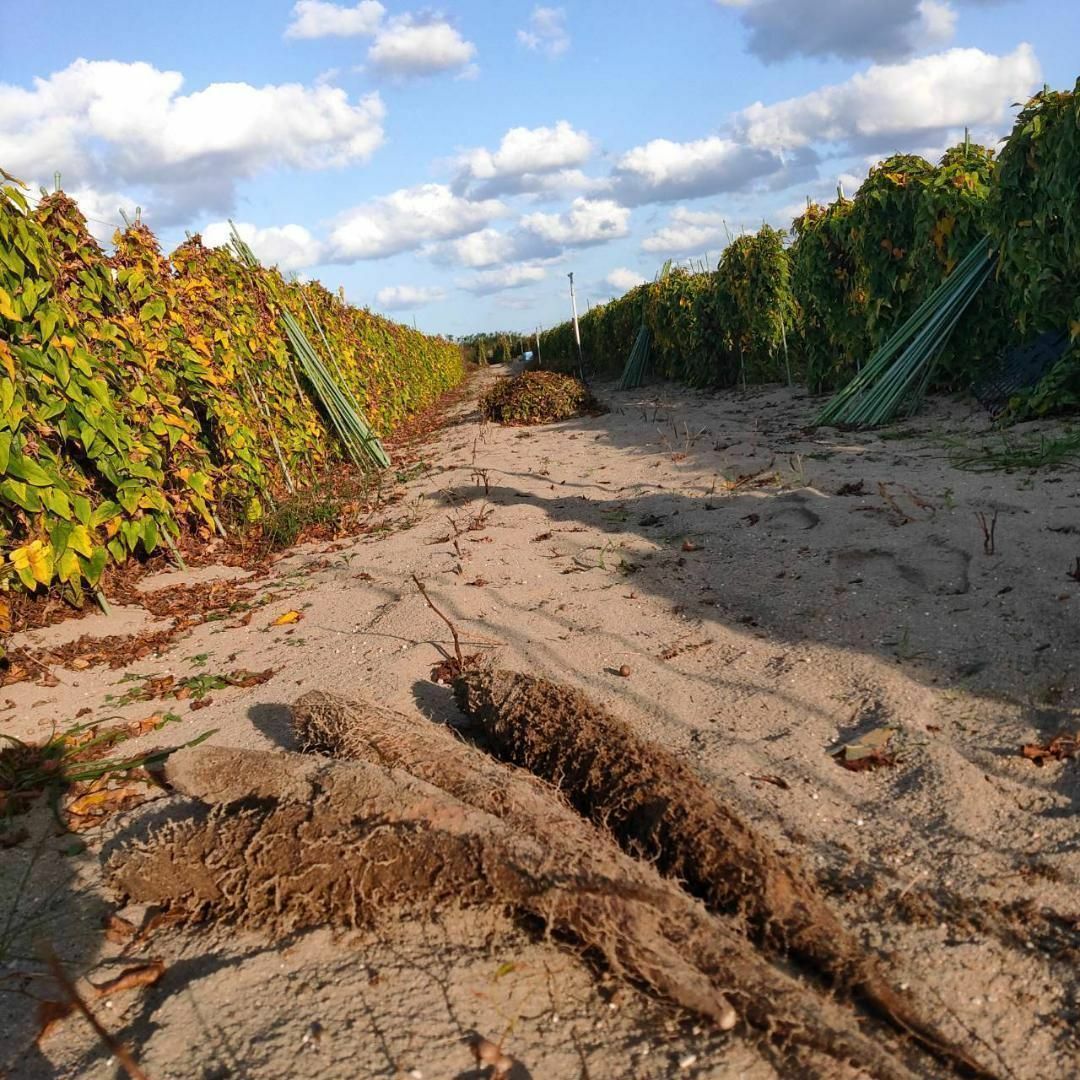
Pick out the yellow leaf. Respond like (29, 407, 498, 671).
(271, 610, 302, 626)
(11, 540, 54, 585)
(0, 286, 19, 321)
(0, 340, 15, 379)
(0, 595, 10, 634)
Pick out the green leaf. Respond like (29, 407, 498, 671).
(72, 493, 92, 526)
(1, 478, 42, 512)
(0, 431, 10, 473)
(141, 516, 160, 553)
(7, 453, 56, 487)
(90, 500, 121, 527)
(41, 487, 73, 520)
(140, 297, 167, 323)
(83, 546, 108, 585)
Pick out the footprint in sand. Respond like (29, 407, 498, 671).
(763, 494, 821, 532)
(838, 541, 970, 596)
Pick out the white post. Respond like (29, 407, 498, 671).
(535, 325, 542, 369)
(569, 272, 584, 379)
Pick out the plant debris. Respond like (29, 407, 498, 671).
(832, 727, 898, 771)
(1020, 733, 1077, 766)
(479, 372, 602, 426)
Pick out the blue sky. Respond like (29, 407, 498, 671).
(2, 1, 1077, 336)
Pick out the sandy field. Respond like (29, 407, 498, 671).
(1, 363, 1077, 1079)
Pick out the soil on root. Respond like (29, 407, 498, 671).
(109, 743, 921, 1080)
(453, 669, 998, 1080)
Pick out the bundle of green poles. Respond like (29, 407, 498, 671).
(229, 223, 390, 471)
(619, 321, 651, 390)
(816, 237, 995, 428)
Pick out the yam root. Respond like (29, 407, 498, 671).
(111, 744, 919, 1080)
(453, 669, 996, 1080)
(290, 692, 925, 1079)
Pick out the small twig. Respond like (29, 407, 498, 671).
(976, 509, 998, 555)
(41, 946, 150, 1080)
(412, 574, 463, 668)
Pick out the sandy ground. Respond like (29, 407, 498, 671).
(1, 363, 1078, 1079)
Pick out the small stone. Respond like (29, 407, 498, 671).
(618, 665, 631, 677)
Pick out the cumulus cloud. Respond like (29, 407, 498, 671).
(0, 59, 385, 222)
(517, 7, 570, 58)
(641, 207, 733, 254)
(460, 263, 548, 295)
(368, 14, 477, 78)
(426, 227, 521, 268)
(457, 121, 592, 184)
(739, 44, 1040, 152)
(612, 135, 782, 205)
(520, 197, 630, 247)
(285, 0, 385, 39)
(606, 267, 646, 292)
(328, 183, 507, 260)
(375, 283, 446, 310)
(202, 220, 323, 271)
(714, 0, 991, 63)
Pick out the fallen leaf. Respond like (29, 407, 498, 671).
(226, 668, 274, 689)
(1021, 733, 1078, 766)
(681, 539, 702, 552)
(65, 782, 150, 825)
(271, 610, 302, 626)
(0, 597, 10, 634)
(190, 697, 214, 710)
(89, 960, 165, 997)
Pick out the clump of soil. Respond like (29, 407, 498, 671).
(454, 669, 996, 1079)
(479, 371, 602, 426)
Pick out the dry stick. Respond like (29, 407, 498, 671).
(41, 946, 150, 1080)
(411, 573, 463, 668)
(455, 670, 997, 1080)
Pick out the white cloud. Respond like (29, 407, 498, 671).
(520, 197, 630, 248)
(454, 120, 595, 198)
(517, 7, 570, 58)
(739, 44, 1040, 151)
(606, 267, 646, 292)
(375, 283, 446, 310)
(460, 263, 548, 295)
(202, 220, 323, 271)
(713, 0, 980, 63)
(427, 227, 521, 268)
(0, 59, 385, 222)
(641, 207, 733, 254)
(285, 0, 385, 39)
(458, 121, 592, 183)
(612, 135, 782, 205)
(368, 14, 477, 78)
(329, 183, 506, 260)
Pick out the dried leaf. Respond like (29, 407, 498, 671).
(226, 668, 274, 689)
(89, 960, 165, 997)
(681, 539, 702, 552)
(1021, 733, 1077, 766)
(271, 610, 302, 626)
